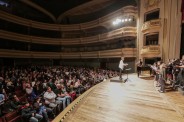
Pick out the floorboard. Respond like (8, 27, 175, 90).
(64, 74, 184, 122)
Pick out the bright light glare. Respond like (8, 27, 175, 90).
(128, 18, 131, 21)
(125, 19, 128, 22)
(121, 19, 125, 22)
(112, 18, 121, 25)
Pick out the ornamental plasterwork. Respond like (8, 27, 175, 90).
(144, 0, 161, 9)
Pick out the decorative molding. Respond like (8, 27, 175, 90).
(141, 19, 161, 33)
(0, 27, 137, 45)
(0, 48, 137, 59)
(144, 0, 161, 9)
(140, 45, 160, 56)
(0, 6, 137, 31)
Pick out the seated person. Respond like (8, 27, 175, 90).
(25, 83, 37, 101)
(0, 90, 5, 116)
(44, 86, 62, 111)
(33, 97, 54, 122)
(54, 84, 71, 110)
(10, 94, 25, 110)
(21, 102, 43, 122)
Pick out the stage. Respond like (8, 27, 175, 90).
(55, 74, 184, 122)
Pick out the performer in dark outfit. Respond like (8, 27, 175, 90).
(136, 59, 143, 77)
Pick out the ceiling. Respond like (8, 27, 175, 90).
(1, 0, 137, 24)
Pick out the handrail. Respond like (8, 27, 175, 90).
(141, 19, 162, 33)
(0, 48, 137, 58)
(52, 80, 106, 122)
(0, 6, 137, 31)
(0, 27, 137, 45)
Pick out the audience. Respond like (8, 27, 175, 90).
(0, 65, 117, 121)
(21, 102, 43, 122)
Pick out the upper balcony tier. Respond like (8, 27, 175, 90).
(0, 48, 137, 59)
(141, 19, 162, 33)
(0, 6, 137, 31)
(0, 27, 137, 45)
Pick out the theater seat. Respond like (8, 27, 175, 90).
(4, 111, 22, 122)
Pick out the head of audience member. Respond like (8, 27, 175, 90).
(26, 83, 31, 88)
(24, 102, 30, 108)
(56, 84, 61, 89)
(182, 55, 184, 61)
(13, 94, 19, 102)
(47, 86, 52, 93)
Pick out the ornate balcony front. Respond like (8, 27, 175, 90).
(0, 27, 137, 45)
(141, 19, 162, 33)
(0, 6, 137, 31)
(141, 45, 160, 57)
(0, 48, 137, 59)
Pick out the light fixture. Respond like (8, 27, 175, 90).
(113, 21, 117, 25)
(125, 19, 128, 22)
(112, 18, 121, 25)
(121, 19, 125, 22)
(128, 18, 131, 21)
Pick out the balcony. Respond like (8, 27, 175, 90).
(141, 45, 160, 56)
(0, 6, 137, 31)
(141, 19, 162, 33)
(0, 48, 137, 59)
(0, 27, 137, 45)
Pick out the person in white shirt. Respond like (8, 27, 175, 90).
(119, 57, 128, 80)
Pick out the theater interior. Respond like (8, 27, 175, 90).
(0, 0, 184, 122)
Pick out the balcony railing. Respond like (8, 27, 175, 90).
(0, 6, 137, 31)
(141, 19, 162, 33)
(0, 27, 137, 45)
(0, 48, 137, 59)
(141, 45, 160, 55)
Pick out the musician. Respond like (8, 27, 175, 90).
(119, 57, 128, 80)
(157, 61, 165, 93)
(136, 59, 143, 77)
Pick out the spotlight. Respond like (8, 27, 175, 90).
(112, 18, 121, 25)
(128, 18, 131, 21)
(116, 18, 121, 23)
(125, 19, 128, 22)
(121, 19, 125, 22)
(113, 21, 117, 25)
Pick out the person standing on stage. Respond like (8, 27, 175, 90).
(119, 57, 128, 80)
(136, 59, 143, 77)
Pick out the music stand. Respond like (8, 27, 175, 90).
(124, 68, 131, 82)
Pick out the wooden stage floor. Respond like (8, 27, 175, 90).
(64, 74, 184, 122)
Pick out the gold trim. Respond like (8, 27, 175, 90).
(52, 80, 106, 122)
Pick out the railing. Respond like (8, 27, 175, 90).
(0, 48, 137, 59)
(141, 19, 162, 33)
(140, 45, 160, 55)
(0, 6, 137, 31)
(0, 27, 137, 45)
(52, 79, 105, 122)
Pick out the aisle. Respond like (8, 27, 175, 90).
(64, 74, 184, 122)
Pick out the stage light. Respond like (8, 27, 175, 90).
(128, 18, 131, 21)
(125, 19, 128, 22)
(113, 21, 117, 25)
(112, 18, 121, 25)
(116, 18, 121, 23)
(121, 19, 125, 22)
